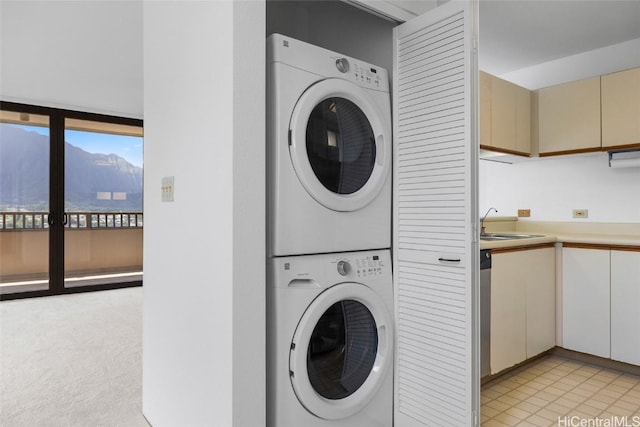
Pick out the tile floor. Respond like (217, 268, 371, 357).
(481, 355, 640, 426)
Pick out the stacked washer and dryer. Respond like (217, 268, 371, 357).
(266, 34, 394, 427)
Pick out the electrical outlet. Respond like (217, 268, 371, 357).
(518, 209, 531, 217)
(572, 209, 588, 218)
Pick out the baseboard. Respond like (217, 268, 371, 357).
(551, 347, 640, 377)
(481, 346, 640, 387)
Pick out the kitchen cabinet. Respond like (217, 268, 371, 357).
(491, 249, 526, 373)
(601, 67, 640, 150)
(491, 244, 555, 374)
(480, 71, 531, 156)
(611, 249, 640, 365)
(562, 246, 610, 358)
(480, 71, 492, 152)
(538, 76, 601, 156)
(525, 246, 556, 358)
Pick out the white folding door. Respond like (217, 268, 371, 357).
(392, 1, 480, 426)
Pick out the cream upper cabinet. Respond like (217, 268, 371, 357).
(480, 71, 531, 156)
(538, 76, 601, 156)
(480, 71, 492, 152)
(602, 67, 640, 150)
(515, 87, 531, 155)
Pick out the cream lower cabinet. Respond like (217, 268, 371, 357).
(525, 247, 556, 358)
(562, 246, 610, 358)
(611, 250, 640, 365)
(491, 245, 555, 374)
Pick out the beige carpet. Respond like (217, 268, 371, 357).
(0, 287, 149, 427)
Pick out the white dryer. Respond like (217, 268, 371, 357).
(267, 34, 392, 257)
(267, 250, 393, 427)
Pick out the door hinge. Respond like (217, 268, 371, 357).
(472, 36, 478, 54)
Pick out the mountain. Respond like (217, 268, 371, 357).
(0, 124, 142, 212)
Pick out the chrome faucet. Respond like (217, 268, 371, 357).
(480, 207, 498, 236)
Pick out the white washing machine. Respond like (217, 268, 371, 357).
(267, 250, 393, 427)
(267, 34, 392, 257)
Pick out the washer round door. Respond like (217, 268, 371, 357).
(289, 78, 391, 212)
(289, 282, 392, 420)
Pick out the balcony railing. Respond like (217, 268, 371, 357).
(0, 211, 143, 294)
(0, 212, 143, 230)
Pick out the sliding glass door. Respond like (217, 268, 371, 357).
(0, 102, 143, 299)
(63, 118, 143, 288)
(0, 108, 51, 294)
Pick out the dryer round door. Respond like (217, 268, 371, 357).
(289, 282, 392, 420)
(289, 78, 391, 212)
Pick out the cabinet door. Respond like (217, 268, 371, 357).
(480, 71, 492, 149)
(480, 72, 531, 156)
(562, 247, 610, 358)
(611, 250, 640, 366)
(515, 86, 531, 155)
(490, 76, 517, 152)
(602, 67, 640, 150)
(538, 77, 601, 155)
(491, 251, 526, 373)
(526, 247, 555, 358)
(393, 2, 478, 425)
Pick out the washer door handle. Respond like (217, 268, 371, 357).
(287, 279, 319, 288)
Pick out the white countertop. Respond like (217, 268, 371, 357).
(480, 233, 640, 250)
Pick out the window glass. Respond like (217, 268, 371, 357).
(306, 98, 376, 194)
(307, 300, 378, 399)
(0, 110, 50, 294)
(64, 118, 143, 288)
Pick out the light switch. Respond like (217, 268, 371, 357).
(161, 176, 174, 202)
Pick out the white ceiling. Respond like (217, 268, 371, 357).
(479, 0, 640, 76)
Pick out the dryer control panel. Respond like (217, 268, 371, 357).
(351, 62, 383, 90)
(268, 33, 390, 93)
(333, 57, 383, 90)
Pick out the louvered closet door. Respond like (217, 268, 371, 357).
(393, 2, 479, 426)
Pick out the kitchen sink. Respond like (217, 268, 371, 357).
(480, 233, 544, 241)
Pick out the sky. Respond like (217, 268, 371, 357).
(8, 124, 143, 168)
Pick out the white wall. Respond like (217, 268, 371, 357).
(267, 0, 396, 73)
(499, 37, 640, 90)
(0, 0, 142, 118)
(480, 153, 640, 223)
(143, 2, 265, 426)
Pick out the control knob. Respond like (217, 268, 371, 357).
(337, 260, 351, 276)
(335, 58, 350, 73)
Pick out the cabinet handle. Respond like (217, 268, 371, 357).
(439, 257, 461, 263)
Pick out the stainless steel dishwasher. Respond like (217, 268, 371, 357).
(480, 249, 491, 378)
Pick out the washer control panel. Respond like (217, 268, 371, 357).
(335, 253, 387, 278)
(272, 250, 391, 288)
